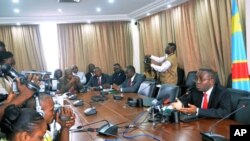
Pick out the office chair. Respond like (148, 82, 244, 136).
(177, 67, 185, 86)
(226, 73, 232, 88)
(137, 80, 156, 97)
(234, 97, 250, 124)
(156, 84, 180, 103)
(227, 88, 250, 112)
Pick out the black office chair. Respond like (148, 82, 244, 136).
(138, 80, 156, 97)
(177, 67, 185, 86)
(234, 97, 250, 124)
(155, 84, 180, 103)
(227, 88, 250, 112)
(226, 73, 232, 88)
(184, 71, 197, 92)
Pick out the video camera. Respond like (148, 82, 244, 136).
(0, 64, 40, 93)
(144, 55, 151, 64)
(21, 71, 59, 94)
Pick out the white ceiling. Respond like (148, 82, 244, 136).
(0, 0, 188, 25)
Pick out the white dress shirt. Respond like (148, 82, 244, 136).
(150, 55, 171, 72)
(73, 71, 86, 84)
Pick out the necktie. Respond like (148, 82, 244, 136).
(128, 79, 131, 86)
(98, 77, 101, 86)
(202, 93, 208, 109)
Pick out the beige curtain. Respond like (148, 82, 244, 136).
(139, 0, 245, 85)
(0, 25, 47, 71)
(57, 22, 133, 74)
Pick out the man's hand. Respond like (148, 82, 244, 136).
(171, 98, 183, 110)
(5, 91, 16, 104)
(56, 106, 76, 129)
(112, 84, 120, 91)
(178, 104, 197, 115)
(17, 78, 34, 98)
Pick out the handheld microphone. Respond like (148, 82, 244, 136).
(200, 104, 246, 141)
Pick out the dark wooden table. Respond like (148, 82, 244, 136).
(60, 91, 238, 141)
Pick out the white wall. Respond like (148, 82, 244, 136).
(131, 20, 141, 73)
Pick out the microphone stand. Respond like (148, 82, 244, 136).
(200, 105, 246, 141)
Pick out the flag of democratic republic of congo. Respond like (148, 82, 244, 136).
(231, 0, 250, 91)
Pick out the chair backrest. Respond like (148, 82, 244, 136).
(185, 71, 221, 89)
(234, 97, 250, 124)
(226, 73, 232, 88)
(185, 71, 197, 89)
(227, 88, 250, 111)
(156, 84, 180, 103)
(177, 67, 185, 86)
(137, 80, 156, 97)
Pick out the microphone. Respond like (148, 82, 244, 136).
(84, 101, 97, 116)
(71, 119, 118, 137)
(200, 104, 246, 141)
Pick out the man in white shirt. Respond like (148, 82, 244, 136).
(71, 65, 86, 85)
(149, 43, 177, 84)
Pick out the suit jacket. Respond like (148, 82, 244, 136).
(87, 73, 111, 87)
(180, 84, 231, 118)
(112, 70, 126, 85)
(120, 73, 145, 93)
(85, 72, 94, 84)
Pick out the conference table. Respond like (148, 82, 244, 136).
(60, 90, 238, 141)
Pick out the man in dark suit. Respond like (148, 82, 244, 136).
(111, 63, 126, 85)
(85, 63, 95, 84)
(172, 68, 231, 118)
(112, 65, 145, 93)
(87, 67, 111, 89)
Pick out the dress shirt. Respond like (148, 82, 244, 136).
(150, 55, 171, 72)
(73, 71, 86, 84)
(196, 87, 213, 115)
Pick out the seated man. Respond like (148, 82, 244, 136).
(172, 68, 231, 118)
(85, 63, 95, 84)
(59, 68, 83, 93)
(71, 65, 86, 85)
(111, 63, 126, 85)
(54, 69, 63, 80)
(112, 65, 145, 93)
(87, 67, 111, 89)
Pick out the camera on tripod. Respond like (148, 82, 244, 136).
(21, 71, 59, 94)
(0, 64, 40, 93)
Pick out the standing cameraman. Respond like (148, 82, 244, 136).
(149, 43, 177, 84)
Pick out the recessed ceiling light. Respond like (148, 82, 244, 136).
(58, 9, 62, 12)
(12, 0, 19, 3)
(14, 8, 20, 13)
(87, 20, 91, 24)
(108, 0, 115, 3)
(96, 7, 101, 12)
(16, 22, 20, 26)
(147, 13, 151, 16)
(167, 4, 172, 8)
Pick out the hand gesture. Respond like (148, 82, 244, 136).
(171, 98, 183, 110)
(179, 104, 197, 115)
(56, 106, 76, 129)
